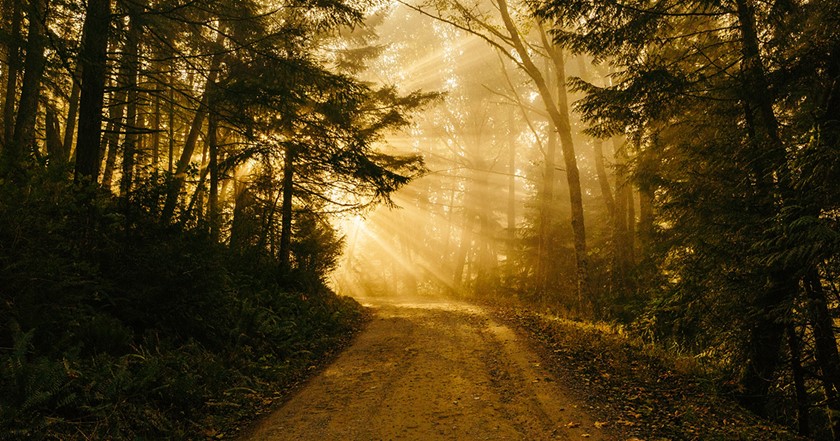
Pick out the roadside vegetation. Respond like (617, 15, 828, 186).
(495, 305, 803, 440)
(0, 179, 367, 440)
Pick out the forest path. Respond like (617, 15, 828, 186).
(241, 293, 614, 440)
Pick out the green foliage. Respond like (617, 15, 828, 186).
(534, 0, 840, 434)
(0, 178, 366, 439)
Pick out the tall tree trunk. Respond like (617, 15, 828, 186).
(529, 20, 589, 309)
(734, 0, 798, 412)
(119, 10, 140, 198)
(74, 0, 111, 183)
(100, 73, 126, 190)
(161, 34, 224, 221)
(230, 184, 256, 252)
(627, 188, 636, 263)
(740, 274, 793, 415)
(612, 138, 630, 298)
(593, 138, 615, 218)
(167, 66, 175, 175)
(278, 144, 296, 271)
(506, 110, 516, 261)
(786, 324, 810, 437)
(62, 62, 83, 158)
(474, 162, 495, 288)
(152, 87, 161, 170)
(100, 119, 119, 189)
(452, 216, 472, 294)
(2, 0, 22, 148)
(576, 56, 616, 221)
(45, 105, 65, 175)
(612, 137, 637, 299)
(805, 271, 840, 439)
(538, 99, 557, 299)
(493, 0, 590, 304)
(207, 102, 219, 242)
(636, 148, 656, 256)
(2, 0, 48, 177)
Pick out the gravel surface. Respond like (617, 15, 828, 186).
(240, 294, 614, 440)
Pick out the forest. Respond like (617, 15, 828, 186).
(0, 0, 837, 439)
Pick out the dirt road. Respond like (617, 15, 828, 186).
(242, 295, 613, 440)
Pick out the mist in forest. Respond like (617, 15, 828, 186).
(0, 0, 838, 438)
(333, 4, 639, 313)
(335, 2, 840, 437)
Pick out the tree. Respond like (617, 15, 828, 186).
(0, 0, 48, 178)
(73, 0, 111, 183)
(535, 0, 840, 431)
(405, 0, 592, 307)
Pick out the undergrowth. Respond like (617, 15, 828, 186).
(494, 306, 802, 441)
(0, 178, 366, 440)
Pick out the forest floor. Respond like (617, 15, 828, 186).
(238, 293, 801, 441)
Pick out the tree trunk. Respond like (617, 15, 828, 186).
(786, 324, 810, 437)
(2, 0, 22, 148)
(612, 138, 631, 298)
(152, 87, 161, 170)
(506, 109, 516, 261)
(119, 10, 140, 198)
(805, 271, 840, 439)
(2, 0, 48, 177)
(74, 0, 111, 183)
(207, 103, 219, 242)
(62, 62, 83, 158)
(593, 139, 615, 218)
(522, 19, 589, 309)
(538, 98, 557, 299)
(161, 35, 224, 221)
(734, 0, 799, 413)
(576, 55, 616, 221)
(100, 73, 126, 190)
(452, 217, 472, 294)
(627, 188, 636, 263)
(167, 65, 175, 175)
(636, 149, 656, 255)
(45, 105, 65, 175)
(279, 144, 296, 271)
(740, 274, 794, 415)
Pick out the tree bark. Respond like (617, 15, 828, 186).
(537, 94, 557, 299)
(506, 109, 516, 261)
(101, 73, 126, 190)
(45, 105, 65, 174)
(152, 87, 161, 170)
(2, 0, 48, 177)
(805, 271, 840, 439)
(786, 324, 810, 437)
(207, 101, 219, 242)
(74, 0, 111, 183)
(161, 41, 223, 221)
(593, 139, 615, 218)
(2, 0, 22, 148)
(167, 62, 175, 175)
(62, 62, 83, 158)
(734, 0, 798, 412)
(119, 10, 140, 198)
(514, 17, 588, 308)
(279, 143, 296, 271)
(740, 274, 793, 415)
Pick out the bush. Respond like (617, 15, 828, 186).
(0, 179, 365, 439)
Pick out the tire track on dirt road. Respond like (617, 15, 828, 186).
(241, 295, 614, 440)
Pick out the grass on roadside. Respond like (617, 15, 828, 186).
(495, 307, 802, 441)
